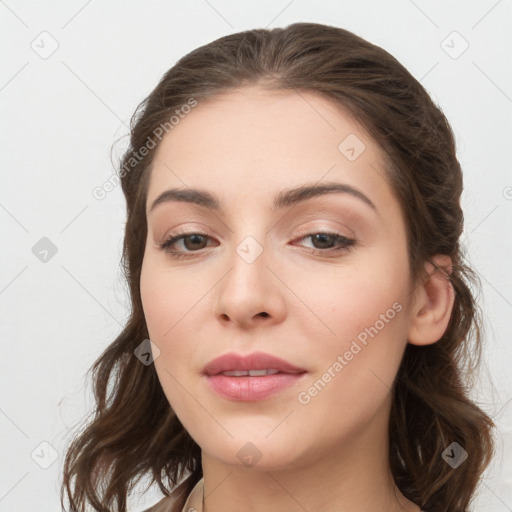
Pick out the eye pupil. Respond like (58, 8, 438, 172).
(312, 233, 335, 249)
(184, 234, 207, 250)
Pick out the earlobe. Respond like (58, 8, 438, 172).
(408, 255, 455, 346)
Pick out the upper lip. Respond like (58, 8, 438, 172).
(203, 351, 306, 376)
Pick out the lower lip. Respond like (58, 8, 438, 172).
(205, 373, 306, 401)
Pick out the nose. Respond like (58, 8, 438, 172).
(213, 236, 287, 330)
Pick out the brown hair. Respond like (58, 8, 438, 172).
(61, 22, 495, 512)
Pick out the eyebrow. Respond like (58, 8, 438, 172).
(149, 181, 377, 213)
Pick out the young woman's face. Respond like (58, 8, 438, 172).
(140, 86, 418, 470)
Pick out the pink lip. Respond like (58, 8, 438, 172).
(203, 352, 305, 376)
(203, 352, 307, 402)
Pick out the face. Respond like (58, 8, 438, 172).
(140, 86, 418, 470)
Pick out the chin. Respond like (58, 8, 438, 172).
(203, 440, 307, 471)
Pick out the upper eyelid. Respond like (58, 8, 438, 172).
(292, 226, 353, 238)
(162, 226, 351, 239)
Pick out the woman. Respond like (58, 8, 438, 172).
(61, 22, 495, 512)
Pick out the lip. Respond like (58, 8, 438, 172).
(203, 351, 307, 401)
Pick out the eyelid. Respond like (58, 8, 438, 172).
(157, 221, 354, 243)
(157, 224, 215, 242)
(292, 224, 355, 240)
(156, 212, 361, 256)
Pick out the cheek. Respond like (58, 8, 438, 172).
(294, 249, 411, 389)
(140, 262, 193, 416)
(298, 251, 409, 339)
(140, 256, 203, 341)
(290, 279, 409, 451)
(140, 256, 210, 397)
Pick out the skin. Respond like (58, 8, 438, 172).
(140, 86, 455, 512)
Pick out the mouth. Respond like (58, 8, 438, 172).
(203, 351, 306, 376)
(203, 352, 307, 401)
(220, 369, 281, 376)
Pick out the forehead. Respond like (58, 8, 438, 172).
(147, 86, 397, 215)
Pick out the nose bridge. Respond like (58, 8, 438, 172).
(225, 208, 271, 281)
(225, 232, 269, 300)
(213, 225, 285, 326)
(235, 234, 266, 267)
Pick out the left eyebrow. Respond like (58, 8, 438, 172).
(148, 181, 377, 214)
(274, 182, 377, 212)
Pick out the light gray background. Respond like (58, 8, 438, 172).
(1, 1, 511, 510)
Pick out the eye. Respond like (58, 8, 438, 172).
(294, 231, 356, 255)
(159, 232, 216, 259)
(158, 230, 356, 260)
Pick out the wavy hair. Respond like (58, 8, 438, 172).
(61, 22, 495, 512)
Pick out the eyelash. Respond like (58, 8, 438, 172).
(158, 230, 356, 260)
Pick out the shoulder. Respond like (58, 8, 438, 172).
(142, 495, 177, 512)
(142, 476, 203, 512)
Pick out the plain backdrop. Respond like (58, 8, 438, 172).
(1, 1, 511, 510)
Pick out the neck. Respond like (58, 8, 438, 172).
(199, 398, 420, 512)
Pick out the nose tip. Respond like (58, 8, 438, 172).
(213, 246, 286, 329)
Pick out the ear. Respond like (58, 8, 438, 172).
(408, 255, 455, 346)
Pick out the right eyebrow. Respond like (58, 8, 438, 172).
(149, 188, 220, 213)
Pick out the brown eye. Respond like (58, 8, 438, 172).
(181, 234, 208, 251)
(160, 233, 214, 255)
(295, 231, 356, 256)
(309, 233, 338, 249)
